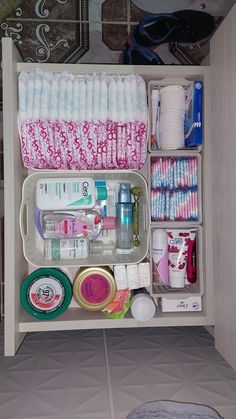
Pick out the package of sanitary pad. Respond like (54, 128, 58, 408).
(18, 70, 148, 171)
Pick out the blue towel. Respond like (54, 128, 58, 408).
(127, 401, 222, 419)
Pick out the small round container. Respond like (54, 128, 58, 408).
(20, 268, 72, 319)
(131, 292, 156, 321)
(73, 267, 116, 311)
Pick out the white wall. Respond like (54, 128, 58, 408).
(132, 0, 236, 16)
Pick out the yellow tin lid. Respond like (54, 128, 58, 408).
(73, 267, 116, 311)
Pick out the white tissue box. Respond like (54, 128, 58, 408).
(138, 261, 151, 287)
(161, 296, 202, 312)
(114, 265, 128, 290)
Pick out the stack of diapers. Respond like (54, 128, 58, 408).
(18, 70, 148, 170)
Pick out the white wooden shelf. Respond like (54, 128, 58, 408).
(19, 307, 213, 333)
(2, 38, 214, 356)
(4, 2, 236, 371)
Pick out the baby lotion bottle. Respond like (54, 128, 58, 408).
(152, 229, 169, 285)
(36, 178, 107, 210)
(39, 210, 115, 240)
(44, 238, 89, 261)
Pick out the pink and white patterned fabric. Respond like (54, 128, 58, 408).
(20, 119, 147, 170)
(18, 70, 148, 170)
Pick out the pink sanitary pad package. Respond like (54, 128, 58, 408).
(18, 70, 148, 170)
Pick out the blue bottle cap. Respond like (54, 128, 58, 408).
(118, 183, 131, 203)
(96, 186, 107, 200)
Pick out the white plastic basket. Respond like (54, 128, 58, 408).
(148, 152, 202, 224)
(150, 225, 204, 298)
(148, 78, 203, 153)
(20, 170, 150, 267)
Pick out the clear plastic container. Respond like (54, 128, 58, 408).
(20, 171, 150, 267)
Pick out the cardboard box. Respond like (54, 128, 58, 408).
(184, 81, 203, 147)
(161, 296, 202, 312)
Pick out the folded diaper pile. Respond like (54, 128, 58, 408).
(18, 70, 148, 170)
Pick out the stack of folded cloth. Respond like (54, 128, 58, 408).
(18, 70, 148, 170)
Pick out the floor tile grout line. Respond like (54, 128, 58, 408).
(127, 0, 131, 35)
(5, 18, 140, 24)
(103, 329, 115, 419)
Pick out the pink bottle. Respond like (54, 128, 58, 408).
(35, 210, 116, 240)
(152, 229, 169, 285)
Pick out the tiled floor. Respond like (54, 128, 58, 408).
(1, 325, 236, 419)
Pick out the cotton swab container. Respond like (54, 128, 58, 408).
(159, 85, 185, 149)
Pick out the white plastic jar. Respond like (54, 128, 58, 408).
(130, 290, 156, 321)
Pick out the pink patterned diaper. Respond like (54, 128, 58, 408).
(20, 118, 147, 170)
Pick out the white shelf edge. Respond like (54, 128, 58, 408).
(151, 292, 203, 298)
(19, 309, 214, 333)
(151, 221, 202, 228)
(17, 63, 211, 76)
(148, 149, 202, 156)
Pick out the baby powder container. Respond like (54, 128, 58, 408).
(130, 288, 156, 321)
(20, 268, 72, 319)
(159, 85, 185, 150)
(73, 267, 116, 311)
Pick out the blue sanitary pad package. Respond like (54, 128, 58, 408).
(184, 81, 203, 147)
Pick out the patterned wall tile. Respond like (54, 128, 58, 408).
(130, 0, 151, 21)
(6, 0, 80, 21)
(169, 16, 223, 65)
(169, 41, 209, 65)
(0, 0, 89, 64)
(102, 23, 128, 51)
(102, 0, 127, 22)
(1, 20, 89, 63)
(6, 20, 75, 62)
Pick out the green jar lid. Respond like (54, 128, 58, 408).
(20, 268, 72, 320)
(96, 186, 107, 201)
